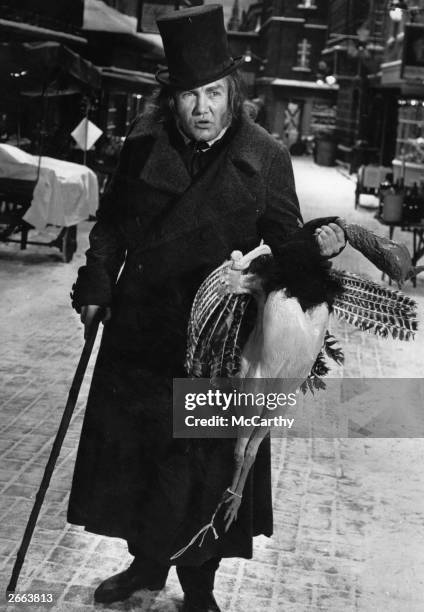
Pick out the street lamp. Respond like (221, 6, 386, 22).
(243, 48, 268, 71)
(389, 0, 408, 21)
(389, 1, 424, 21)
(389, 6, 404, 21)
(244, 49, 253, 63)
(9, 70, 27, 78)
(316, 60, 337, 86)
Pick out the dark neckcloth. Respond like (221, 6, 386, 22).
(167, 119, 236, 179)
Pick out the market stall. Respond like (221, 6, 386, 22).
(0, 41, 101, 159)
(0, 41, 101, 261)
(0, 144, 98, 261)
(393, 99, 424, 187)
(0, 41, 101, 96)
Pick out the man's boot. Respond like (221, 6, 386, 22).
(94, 556, 169, 604)
(177, 557, 221, 612)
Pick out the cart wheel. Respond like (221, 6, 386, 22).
(61, 226, 77, 262)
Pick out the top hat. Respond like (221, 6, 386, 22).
(156, 4, 243, 90)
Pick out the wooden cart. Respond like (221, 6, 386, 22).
(355, 165, 392, 208)
(0, 178, 77, 262)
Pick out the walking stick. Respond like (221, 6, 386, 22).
(6, 313, 102, 594)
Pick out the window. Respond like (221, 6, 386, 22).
(297, 0, 317, 8)
(293, 38, 311, 71)
(396, 100, 424, 162)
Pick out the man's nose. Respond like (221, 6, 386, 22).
(194, 93, 208, 115)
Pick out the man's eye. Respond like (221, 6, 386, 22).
(209, 90, 221, 98)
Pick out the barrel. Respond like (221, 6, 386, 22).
(382, 193, 403, 223)
(315, 138, 336, 167)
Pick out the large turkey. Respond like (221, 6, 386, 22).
(170, 216, 419, 558)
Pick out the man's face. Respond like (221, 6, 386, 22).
(174, 78, 231, 142)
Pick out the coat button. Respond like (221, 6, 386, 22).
(137, 264, 144, 273)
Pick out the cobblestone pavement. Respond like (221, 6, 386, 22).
(1, 157, 424, 612)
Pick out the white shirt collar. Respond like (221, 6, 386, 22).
(176, 123, 230, 148)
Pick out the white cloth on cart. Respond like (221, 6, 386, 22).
(0, 144, 98, 229)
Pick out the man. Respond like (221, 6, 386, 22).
(68, 5, 345, 612)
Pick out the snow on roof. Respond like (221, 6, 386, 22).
(83, 0, 163, 55)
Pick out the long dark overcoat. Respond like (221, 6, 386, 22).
(68, 113, 303, 567)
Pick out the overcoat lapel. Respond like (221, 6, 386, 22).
(138, 118, 261, 247)
(139, 126, 191, 195)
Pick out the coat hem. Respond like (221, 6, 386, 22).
(67, 520, 273, 564)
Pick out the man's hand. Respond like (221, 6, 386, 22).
(80, 305, 111, 340)
(315, 223, 346, 257)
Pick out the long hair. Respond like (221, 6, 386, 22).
(143, 70, 247, 125)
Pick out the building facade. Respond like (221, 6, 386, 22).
(228, 0, 338, 148)
(0, 0, 164, 165)
(380, 0, 424, 184)
(321, 0, 390, 169)
(0, 0, 84, 32)
(0, 0, 90, 158)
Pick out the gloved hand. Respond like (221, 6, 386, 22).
(314, 222, 346, 257)
(80, 305, 111, 340)
(302, 216, 346, 257)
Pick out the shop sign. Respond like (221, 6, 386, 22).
(71, 119, 103, 151)
(402, 24, 424, 81)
